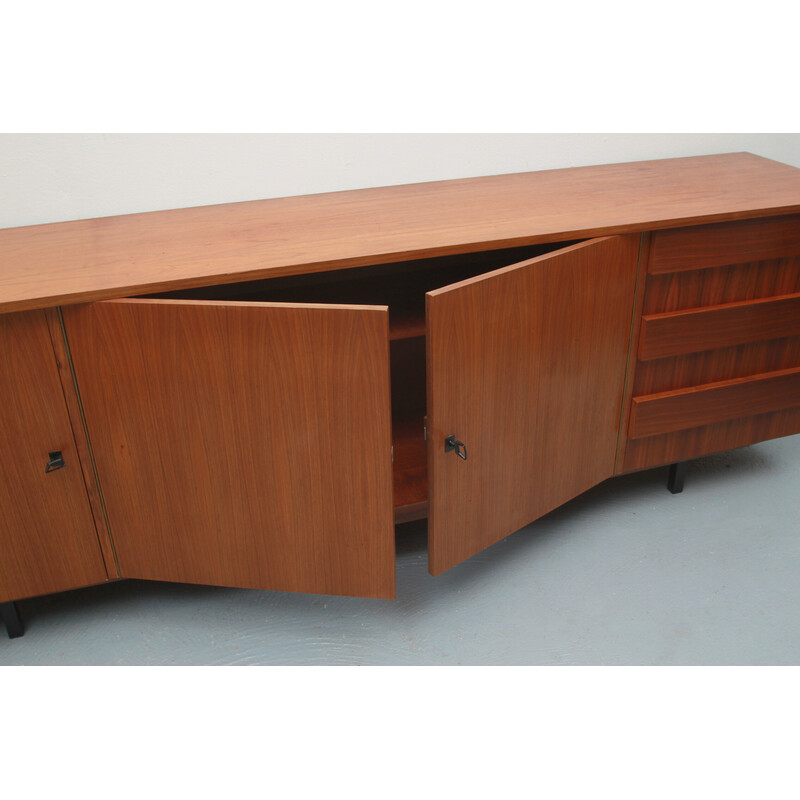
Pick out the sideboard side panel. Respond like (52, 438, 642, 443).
(0, 310, 108, 603)
(44, 307, 120, 578)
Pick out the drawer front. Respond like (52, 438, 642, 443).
(620, 214, 800, 472)
(643, 220, 800, 318)
(649, 214, 800, 275)
(629, 366, 800, 439)
(638, 292, 800, 361)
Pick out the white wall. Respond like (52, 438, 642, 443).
(2, 133, 799, 229)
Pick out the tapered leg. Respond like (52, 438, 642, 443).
(667, 461, 687, 494)
(1, 602, 24, 639)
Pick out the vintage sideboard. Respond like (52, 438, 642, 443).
(3, 152, 800, 638)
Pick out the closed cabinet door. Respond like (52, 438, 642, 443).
(426, 235, 641, 575)
(62, 299, 395, 599)
(0, 310, 108, 603)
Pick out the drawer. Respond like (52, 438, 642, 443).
(629, 366, 800, 439)
(649, 214, 800, 274)
(638, 292, 800, 361)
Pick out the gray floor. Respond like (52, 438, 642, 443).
(2, 435, 799, 665)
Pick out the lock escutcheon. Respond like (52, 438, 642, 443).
(45, 451, 65, 473)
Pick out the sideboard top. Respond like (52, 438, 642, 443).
(3, 151, 800, 313)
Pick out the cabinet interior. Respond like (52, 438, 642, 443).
(143, 240, 576, 522)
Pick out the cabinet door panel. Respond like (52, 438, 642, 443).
(427, 236, 640, 575)
(0, 310, 107, 603)
(62, 299, 395, 599)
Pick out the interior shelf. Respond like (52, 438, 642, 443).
(389, 300, 425, 340)
(393, 410, 427, 523)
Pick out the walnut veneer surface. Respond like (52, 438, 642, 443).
(619, 214, 800, 472)
(4, 151, 800, 613)
(4, 153, 800, 313)
(427, 236, 639, 574)
(0, 311, 108, 603)
(62, 299, 396, 599)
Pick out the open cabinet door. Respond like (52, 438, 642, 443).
(427, 235, 640, 575)
(62, 299, 395, 599)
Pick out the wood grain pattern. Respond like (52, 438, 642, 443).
(642, 256, 800, 315)
(427, 236, 640, 575)
(614, 234, 649, 474)
(629, 366, 800, 439)
(62, 299, 396, 599)
(649, 214, 800, 274)
(149, 241, 564, 340)
(639, 292, 800, 360)
(620, 220, 800, 472)
(44, 307, 119, 577)
(632, 335, 800, 396)
(4, 154, 800, 313)
(634, 253, 800, 397)
(0, 310, 108, 603)
(622, 407, 800, 472)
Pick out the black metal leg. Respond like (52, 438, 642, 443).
(667, 461, 687, 494)
(1, 601, 24, 639)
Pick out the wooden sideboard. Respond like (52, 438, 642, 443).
(3, 152, 800, 638)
